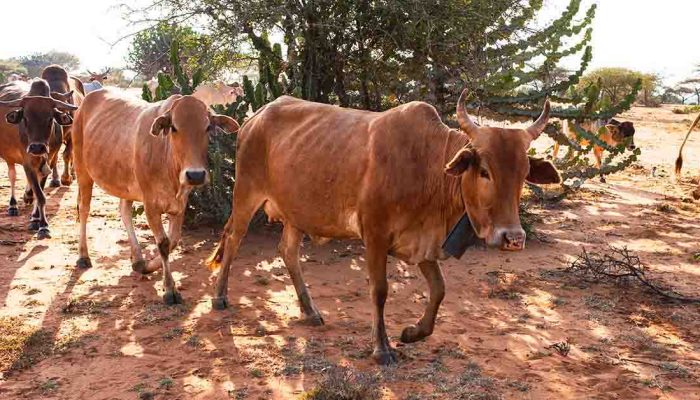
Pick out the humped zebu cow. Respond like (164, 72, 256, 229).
(71, 88, 239, 304)
(206, 90, 561, 365)
(0, 79, 77, 237)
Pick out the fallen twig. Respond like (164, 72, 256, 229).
(566, 246, 700, 304)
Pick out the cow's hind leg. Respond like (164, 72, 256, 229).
(365, 238, 396, 365)
(400, 260, 445, 343)
(61, 137, 73, 186)
(211, 193, 262, 310)
(7, 163, 18, 216)
(144, 205, 181, 305)
(119, 199, 146, 273)
(76, 177, 94, 268)
(280, 225, 324, 325)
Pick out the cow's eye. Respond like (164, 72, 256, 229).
(479, 168, 490, 180)
(171, 125, 177, 133)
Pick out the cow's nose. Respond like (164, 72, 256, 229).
(185, 170, 206, 185)
(501, 230, 526, 251)
(27, 143, 48, 155)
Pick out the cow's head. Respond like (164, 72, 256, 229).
(607, 120, 636, 150)
(445, 90, 560, 251)
(150, 95, 239, 187)
(1, 92, 77, 157)
(87, 68, 110, 83)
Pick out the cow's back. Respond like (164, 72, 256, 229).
(238, 96, 459, 247)
(74, 89, 153, 201)
(0, 82, 30, 164)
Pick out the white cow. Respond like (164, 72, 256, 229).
(192, 82, 243, 107)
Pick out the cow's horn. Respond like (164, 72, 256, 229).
(52, 98, 79, 111)
(0, 98, 25, 108)
(456, 89, 479, 135)
(526, 99, 551, 140)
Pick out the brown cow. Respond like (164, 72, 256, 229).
(553, 118, 636, 182)
(41, 65, 84, 187)
(0, 79, 77, 236)
(71, 89, 239, 304)
(674, 112, 700, 199)
(207, 90, 560, 365)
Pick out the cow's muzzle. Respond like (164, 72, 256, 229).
(491, 227, 526, 251)
(27, 143, 49, 156)
(185, 169, 207, 186)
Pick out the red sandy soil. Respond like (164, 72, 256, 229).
(0, 105, 699, 400)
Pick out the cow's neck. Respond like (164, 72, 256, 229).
(443, 128, 471, 219)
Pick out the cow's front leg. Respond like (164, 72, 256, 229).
(7, 163, 18, 216)
(400, 260, 445, 343)
(145, 212, 184, 273)
(119, 199, 146, 273)
(144, 206, 181, 305)
(49, 155, 60, 188)
(365, 239, 396, 365)
(24, 165, 49, 239)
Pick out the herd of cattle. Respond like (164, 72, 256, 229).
(0, 64, 697, 365)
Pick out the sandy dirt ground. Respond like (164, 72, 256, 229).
(0, 105, 699, 400)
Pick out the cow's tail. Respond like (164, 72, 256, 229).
(675, 112, 700, 177)
(206, 236, 226, 271)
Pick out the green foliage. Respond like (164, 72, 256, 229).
(126, 22, 235, 80)
(13, 51, 80, 77)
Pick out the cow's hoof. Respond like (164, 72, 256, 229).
(28, 220, 40, 231)
(400, 325, 429, 343)
(7, 207, 19, 217)
(131, 260, 147, 274)
(61, 177, 72, 186)
(36, 227, 51, 240)
(306, 313, 325, 326)
(163, 291, 183, 305)
(692, 189, 700, 200)
(599, 176, 607, 183)
(211, 297, 229, 310)
(76, 257, 92, 269)
(49, 179, 61, 188)
(372, 349, 398, 366)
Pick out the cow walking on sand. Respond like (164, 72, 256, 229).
(71, 89, 239, 304)
(0, 79, 77, 236)
(207, 89, 561, 365)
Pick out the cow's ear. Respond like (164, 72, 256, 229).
(605, 124, 619, 135)
(54, 110, 73, 126)
(527, 156, 561, 184)
(445, 146, 478, 176)
(5, 109, 23, 125)
(150, 113, 172, 136)
(210, 114, 239, 134)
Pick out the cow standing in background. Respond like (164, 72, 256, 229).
(553, 118, 636, 182)
(207, 90, 560, 365)
(41, 65, 84, 187)
(193, 82, 243, 107)
(674, 112, 700, 199)
(0, 79, 77, 237)
(71, 88, 239, 304)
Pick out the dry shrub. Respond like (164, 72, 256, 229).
(299, 365, 381, 400)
